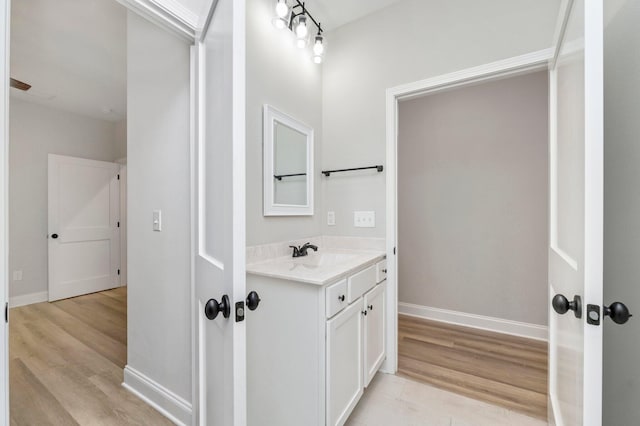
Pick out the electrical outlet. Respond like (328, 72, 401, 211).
(13, 270, 22, 281)
(327, 211, 335, 226)
(354, 211, 375, 228)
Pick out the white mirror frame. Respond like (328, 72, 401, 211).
(263, 104, 314, 216)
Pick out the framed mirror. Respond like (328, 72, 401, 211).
(263, 104, 314, 216)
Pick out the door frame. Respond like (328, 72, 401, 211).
(384, 48, 554, 373)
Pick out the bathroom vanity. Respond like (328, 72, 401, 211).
(246, 246, 387, 426)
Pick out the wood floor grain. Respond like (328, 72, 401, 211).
(398, 314, 548, 420)
(9, 287, 173, 426)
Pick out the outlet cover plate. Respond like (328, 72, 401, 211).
(354, 211, 375, 228)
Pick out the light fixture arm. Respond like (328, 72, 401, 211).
(289, 1, 323, 34)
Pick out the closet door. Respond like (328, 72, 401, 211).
(363, 284, 385, 387)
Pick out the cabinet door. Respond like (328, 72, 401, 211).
(326, 299, 363, 426)
(363, 284, 385, 387)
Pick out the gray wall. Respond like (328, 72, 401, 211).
(603, 0, 640, 423)
(9, 98, 118, 298)
(246, 0, 323, 245)
(397, 71, 549, 325)
(126, 11, 192, 402)
(321, 0, 560, 238)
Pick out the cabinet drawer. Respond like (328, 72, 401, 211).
(376, 260, 387, 283)
(326, 279, 348, 318)
(347, 265, 376, 303)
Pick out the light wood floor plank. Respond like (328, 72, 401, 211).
(10, 288, 172, 425)
(398, 314, 548, 419)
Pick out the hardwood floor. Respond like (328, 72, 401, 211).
(9, 287, 172, 425)
(398, 314, 548, 420)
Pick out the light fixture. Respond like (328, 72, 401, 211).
(275, 0, 289, 18)
(271, 1, 325, 64)
(295, 15, 308, 38)
(313, 33, 324, 56)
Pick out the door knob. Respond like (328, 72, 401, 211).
(51, 233, 59, 239)
(204, 295, 230, 320)
(552, 294, 582, 318)
(604, 302, 632, 325)
(246, 291, 261, 311)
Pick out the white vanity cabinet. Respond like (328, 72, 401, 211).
(247, 256, 387, 426)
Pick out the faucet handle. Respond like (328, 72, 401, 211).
(289, 245, 300, 257)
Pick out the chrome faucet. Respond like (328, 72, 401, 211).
(289, 242, 318, 258)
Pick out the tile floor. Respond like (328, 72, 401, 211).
(345, 373, 547, 426)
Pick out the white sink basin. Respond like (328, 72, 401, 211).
(293, 252, 358, 268)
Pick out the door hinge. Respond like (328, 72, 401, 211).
(393, 247, 396, 255)
(5, 302, 8, 323)
(117, 174, 120, 180)
(117, 269, 121, 275)
(117, 221, 120, 228)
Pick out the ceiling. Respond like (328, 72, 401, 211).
(10, 0, 126, 122)
(7, 0, 401, 123)
(307, 0, 404, 31)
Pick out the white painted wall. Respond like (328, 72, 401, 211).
(397, 71, 549, 326)
(125, 10, 192, 406)
(321, 0, 560, 237)
(603, 0, 640, 423)
(9, 98, 118, 299)
(246, 0, 323, 245)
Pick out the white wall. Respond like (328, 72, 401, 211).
(9, 98, 118, 299)
(603, 0, 640, 423)
(398, 71, 549, 326)
(321, 0, 560, 237)
(246, 0, 323, 245)
(126, 10, 192, 407)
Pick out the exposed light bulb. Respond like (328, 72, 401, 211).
(272, 17, 286, 29)
(313, 34, 324, 56)
(296, 38, 307, 49)
(275, 0, 288, 18)
(295, 15, 308, 38)
(313, 55, 323, 64)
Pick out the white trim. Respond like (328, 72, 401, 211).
(387, 48, 554, 101)
(123, 365, 193, 426)
(9, 291, 48, 308)
(115, 0, 196, 41)
(398, 303, 548, 341)
(0, 0, 9, 422)
(385, 48, 555, 377)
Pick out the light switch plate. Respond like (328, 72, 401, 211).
(354, 211, 375, 228)
(13, 270, 22, 281)
(153, 210, 162, 231)
(327, 211, 335, 226)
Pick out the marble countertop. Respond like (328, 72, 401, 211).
(246, 248, 386, 286)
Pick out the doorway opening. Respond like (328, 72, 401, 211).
(5, 0, 164, 423)
(386, 54, 552, 422)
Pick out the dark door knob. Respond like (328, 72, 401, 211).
(204, 295, 230, 320)
(604, 302, 632, 324)
(552, 294, 582, 318)
(246, 291, 261, 311)
(51, 233, 59, 239)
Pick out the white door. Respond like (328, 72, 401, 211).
(363, 284, 385, 387)
(548, 1, 603, 425)
(192, 0, 246, 424)
(327, 300, 363, 426)
(48, 154, 120, 301)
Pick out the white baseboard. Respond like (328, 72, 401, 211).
(123, 365, 192, 426)
(9, 291, 48, 308)
(398, 302, 548, 341)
